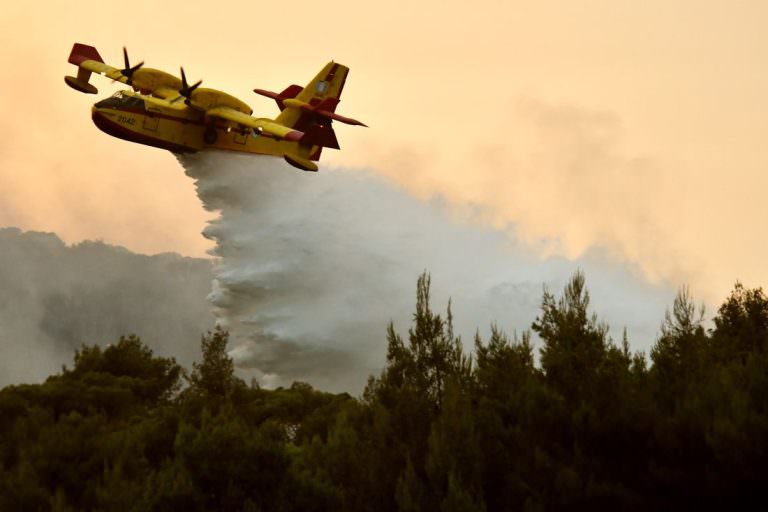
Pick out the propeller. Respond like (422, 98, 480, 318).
(172, 67, 202, 106)
(120, 47, 144, 85)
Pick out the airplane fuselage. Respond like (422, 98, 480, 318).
(65, 44, 364, 172)
(91, 91, 306, 158)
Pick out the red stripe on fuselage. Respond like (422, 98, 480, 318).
(109, 106, 281, 140)
(117, 107, 206, 126)
(92, 110, 196, 153)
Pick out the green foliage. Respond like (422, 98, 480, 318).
(712, 282, 768, 361)
(533, 270, 610, 402)
(378, 273, 467, 409)
(187, 326, 240, 397)
(1, 272, 767, 509)
(70, 334, 183, 404)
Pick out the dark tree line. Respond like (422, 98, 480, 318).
(1, 272, 767, 511)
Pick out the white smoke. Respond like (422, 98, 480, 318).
(178, 152, 673, 392)
(0, 228, 213, 386)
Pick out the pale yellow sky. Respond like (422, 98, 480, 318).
(2, 0, 768, 301)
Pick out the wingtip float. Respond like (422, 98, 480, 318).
(65, 43, 366, 172)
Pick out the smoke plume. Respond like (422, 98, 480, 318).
(178, 153, 671, 392)
(0, 153, 673, 391)
(0, 228, 213, 386)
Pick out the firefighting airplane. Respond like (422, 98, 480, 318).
(64, 43, 366, 172)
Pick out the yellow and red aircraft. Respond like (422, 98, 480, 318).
(64, 43, 366, 172)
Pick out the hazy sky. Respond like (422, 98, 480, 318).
(2, 1, 767, 303)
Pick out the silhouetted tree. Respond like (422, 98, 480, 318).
(187, 327, 239, 397)
(712, 282, 768, 361)
(1, 271, 767, 510)
(533, 270, 609, 402)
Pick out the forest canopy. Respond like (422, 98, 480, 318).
(0, 272, 766, 511)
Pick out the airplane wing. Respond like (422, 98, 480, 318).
(65, 44, 126, 82)
(82, 60, 127, 83)
(153, 86, 182, 100)
(205, 107, 305, 142)
(65, 43, 181, 99)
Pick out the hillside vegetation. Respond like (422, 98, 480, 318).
(1, 272, 766, 511)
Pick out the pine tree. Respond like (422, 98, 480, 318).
(532, 270, 609, 402)
(188, 327, 238, 397)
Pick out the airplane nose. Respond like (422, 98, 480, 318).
(91, 106, 106, 125)
(91, 105, 116, 135)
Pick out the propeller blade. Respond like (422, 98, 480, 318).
(187, 80, 202, 94)
(120, 47, 144, 84)
(178, 67, 202, 105)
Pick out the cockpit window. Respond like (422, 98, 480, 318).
(94, 96, 122, 108)
(94, 92, 146, 111)
(123, 96, 145, 109)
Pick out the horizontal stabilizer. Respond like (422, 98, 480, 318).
(315, 109, 367, 126)
(282, 97, 367, 127)
(254, 85, 303, 111)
